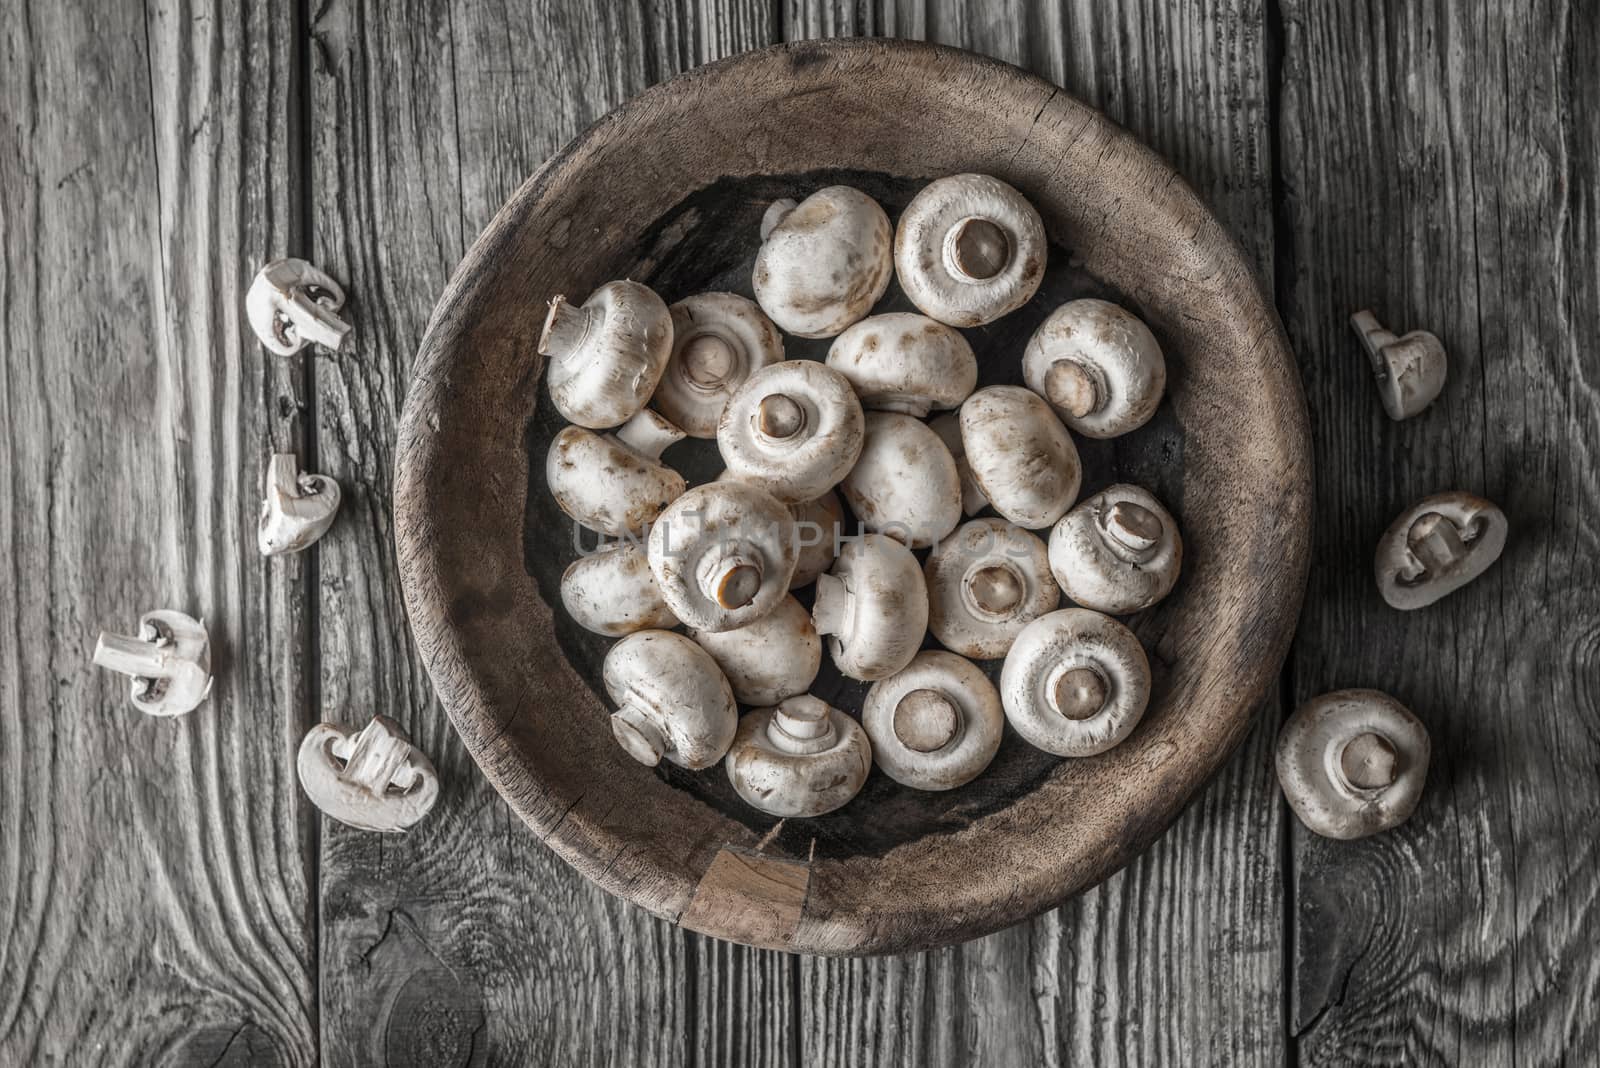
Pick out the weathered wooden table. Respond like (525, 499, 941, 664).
(4, 2, 1596, 1065)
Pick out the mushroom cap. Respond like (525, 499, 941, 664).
(560, 541, 679, 636)
(1275, 689, 1430, 839)
(542, 280, 674, 429)
(839, 411, 963, 548)
(647, 481, 798, 632)
(862, 651, 1004, 791)
(926, 519, 1060, 659)
(812, 533, 929, 682)
(691, 594, 822, 707)
(788, 489, 845, 589)
(725, 695, 873, 817)
(296, 716, 440, 833)
(547, 423, 686, 538)
(717, 361, 865, 504)
(928, 411, 987, 516)
(1047, 484, 1182, 615)
(959, 386, 1082, 529)
(1000, 607, 1151, 757)
(603, 630, 738, 770)
(753, 186, 893, 338)
(655, 292, 785, 437)
(825, 313, 978, 417)
(1022, 299, 1166, 438)
(1374, 491, 1508, 610)
(893, 173, 1047, 327)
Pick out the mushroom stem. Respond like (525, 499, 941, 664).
(1338, 730, 1398, 791)
(337, 718, 418, 795)
(614, 408, 686, 459)
(611, 703, 667, 767)
(811, 572, 852, 636)
(681, 333, 738, 388)
(93, 630, 171, 681)
(538, 294, 598, 360)
(282, 288, 352, 351)
(947, 216, 1010, 281)
(760, 198, 798, 241)
(1405, 511, 1469, 577)
(1051, 666, 1108, 722)
(1100, 501, 1164, 557)
(1044, 359, 1099, 419)
(893, 689, 961, 753)
(1350, 310, 1400, 377)
(768, 696, 837, 754)
(267, 452, 303, 500)
(964, 562, 1025, 619)
(755, 393, 806, 440)
(696, 549, 764, 610)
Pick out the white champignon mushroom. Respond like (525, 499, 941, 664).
(654, 292, 785, 438)
(1374, 491, 1508, 610)
(603, 630, 738, 770)
(928, 411, 987, 516)
(547, 408, 687, 538)
(959, 386, 1082, 529)
(1276, 689, 1430, 839)
(560, 541, 679, 636)
(647, 481, 797, 633)
(926, 518, 1060, 659)
(1022, 298, 1166, 438)
(1350, 310, 1448, 421)
(894, 173, 1047, 327)
(246, 258, 352, 356)
(825, 313, 978, 417)
(1047, 484, 1182, 615)
(257, 452, 342, 556)
(724, 694, 873, 817)
(839, 411, 962, 549)
(691, 594, 821, 707)
(1000, 607, 1151, 757)
(296, 716, 440, 833)
(717, 361, 865, 504)
(92, 609, 213, 717)
(862, 650, 1003, 791)
(812, 533, 929, 681)
(752, 186, 893, 338)
(788, 489, 845, 590)
(540, 280, 673, 429)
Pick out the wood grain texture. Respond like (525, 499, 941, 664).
(788, 2, 1287, 1063)
(1279, 0, 1600, 1064)
(308, 1, 787, 1064)
(0, 2, 315, 1065)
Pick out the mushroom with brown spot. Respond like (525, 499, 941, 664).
(753, 186, 893, 338)
(926, 519, 1060, 659)
(894, 174, 1046, 327)
(725, 694, 872, 817)
(1048, 484, 1182, 615)
(1350, 310, 1448, 421)
(1000, 607, 1151, 757)
(297, 716, 440, 832)
(863, 651, 1003, 791)
(647, 480, 797, 633)
(654, 292, 785, 437)
(812, 532, 929, 681)
(826, 312, 978, 417)
(717, 361, 865, 504)
(547, 408, 686, 538)
(959, 386, 1082, 529)
(1276, 689, 1430, 839)
(1022, 298, 1166, 438)
(839, 411, 962, 549)
(1374, 491, 1508, 610)
(603, 630, 738, 770)
(560, 541, 679, 636)
(691, 594, 821, 707)
(540, 280, 673, 429)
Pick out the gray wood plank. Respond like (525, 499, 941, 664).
(785, 3, 1287, 1065)
(0, 2, 315, 1065)
(307, 2, 786, 1064)
(1279, 1, 1600, 1064)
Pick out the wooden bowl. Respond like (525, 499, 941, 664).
(395, 39, 1311, 956)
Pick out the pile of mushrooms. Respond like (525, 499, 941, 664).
(543, 175, 1189, 819)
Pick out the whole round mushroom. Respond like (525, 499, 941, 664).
(547, 408, 686, 537)
(839, 411, 963, 549)
(862, 651, 1004, 791)
(1000, 607, 1151, 757)
(1276, 689, 1430, 839)
(541, 280, 673, 429)
(1022, 298, 1167, 438)
(894, 173, 1046, 327)
(959, 386, 1082, 529)
(647, 481, 797, 633)
(825, 313, 978, 417)
(560, 541, 679, 636)
(717, 361, 865, 504)
(603, 630, 738, 770)
(691, 594, 821, 708)
(788, 489, 845, 590)
(753, 186, 893, 338)
(1374, 491, 1508, 610)
(725, 694, 873, 817)
(926, 518, 1060, 659)
(654, 292, 785, 438)
(813, 533, 929, 682)
(1048, 484, 1182, 615)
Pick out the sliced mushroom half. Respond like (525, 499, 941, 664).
(1350, 310, 1447, 421)
(1276, 689, 1429, 839)
(1374, 491, 1508, 610)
